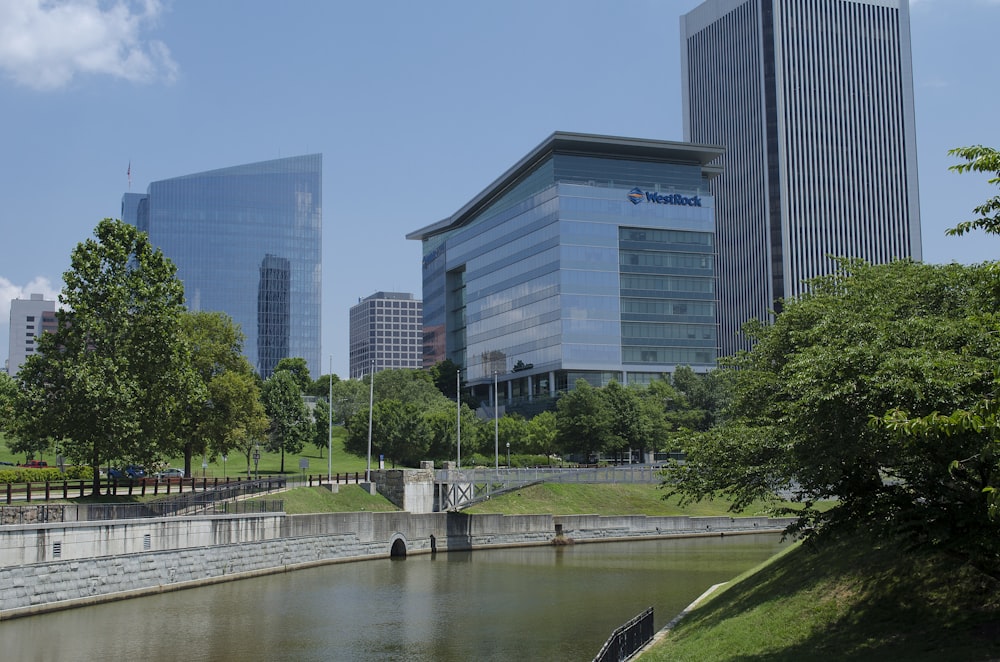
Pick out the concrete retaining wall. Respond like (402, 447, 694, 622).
(0, 511, 792, 620)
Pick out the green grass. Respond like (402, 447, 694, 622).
(638, 533, 1000, 661)
(259, 485, 399, 514)
(462, 482, 806, 517)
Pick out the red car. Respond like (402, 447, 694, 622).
(20, 460, 48, 468)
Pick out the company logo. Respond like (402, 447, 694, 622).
(627, 187, 702, 207)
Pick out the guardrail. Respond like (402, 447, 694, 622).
(592, 607, 655, 662)
(0, 477, 287, 524)
(305, 472, 366, 486)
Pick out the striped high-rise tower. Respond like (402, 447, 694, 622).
(681, 0, 921, 356)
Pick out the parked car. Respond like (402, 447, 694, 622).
(20, 460, 48, 468)
(154, 468, 185, 480)
(124, 465, 146, 479)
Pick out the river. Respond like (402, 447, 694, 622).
(5, 534, 786, 661)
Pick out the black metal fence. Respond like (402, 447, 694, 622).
(0, 477, 287, 524)
(592, 607, 655, 662)
(3, 475, 287, 504)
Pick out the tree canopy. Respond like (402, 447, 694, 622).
(665, 258, 1000, 554)
(16, 219, 203, 494)
(261, 369, 311, 473)
(179, 310, 262, 476)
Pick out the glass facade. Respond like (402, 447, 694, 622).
(409, 133, 721, 405)
(122, 155, 322, 378)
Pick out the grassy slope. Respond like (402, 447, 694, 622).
(260, 485, 399, 514)
(639, 534, 1000, 661)
(463, 482, 803, 517)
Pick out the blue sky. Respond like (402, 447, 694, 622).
(1, 0, 997, 378)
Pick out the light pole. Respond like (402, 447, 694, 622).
(327, 355, 333, 484)
(506, 442, 510, 469)
(366, 359, 374, 482)
(494, 370, 499, 471)
(456, 368, 461, 469)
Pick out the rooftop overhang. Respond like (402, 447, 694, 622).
(407, 131, 724, 241)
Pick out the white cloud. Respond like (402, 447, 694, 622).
(0, 0, 177, 90)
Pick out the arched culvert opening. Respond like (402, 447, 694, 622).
(390, 537, 407, 558)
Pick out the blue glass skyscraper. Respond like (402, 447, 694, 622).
(122, 154, 322, 378)
(409, 132, 721, 409)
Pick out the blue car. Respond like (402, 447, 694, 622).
(124, 465, 146, 479)
(107, 465, 146, 481)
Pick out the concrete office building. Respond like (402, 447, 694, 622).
(681, 0, 921, 356)
(122, 154, 322, 378)
(349, 292, 423, 379)
(408, 132, 722, 408)
(7, 294, 57, 376)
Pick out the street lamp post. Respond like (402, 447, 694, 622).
(327, 355, 333, 484)
(506, 442, 510, 469)
(456, 368, 461, 469)
(366, 359, 374, 482)
(494, 371, 499, 471)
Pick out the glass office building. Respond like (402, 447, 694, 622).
(682, 0, 921, 356)
(408, 132, 722, 406)
(122, 154, 322, 378)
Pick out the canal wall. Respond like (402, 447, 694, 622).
(0, 511, 792, 620)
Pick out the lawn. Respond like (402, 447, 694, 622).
(638, 531, 1000, 661)
(463, 482, 815, 517)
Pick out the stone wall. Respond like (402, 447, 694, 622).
(0, 511, 792, 620)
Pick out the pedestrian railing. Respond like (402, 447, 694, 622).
(2, 475, 286, 504)
(0, 477, 287, 524)
(592, 607, 655, 662)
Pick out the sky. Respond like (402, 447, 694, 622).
(1, 0, 997, 379)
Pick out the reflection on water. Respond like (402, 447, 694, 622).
(6, 534, 786, 661)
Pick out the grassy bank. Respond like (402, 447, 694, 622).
(463, 482, 814, 517)
(258, 485, 398, 514)
(638, 533, 1000, 661)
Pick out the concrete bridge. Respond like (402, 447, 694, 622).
(369, 462, 665, 513)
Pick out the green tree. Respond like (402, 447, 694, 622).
(205, 368, 268, 472)
(372, 368, 442, 408)
(0, 373, 48, 460)
(871, 145, 1000, 556)
(261, 369, 311, 473)
(524, 410, 558, 460)
(944, 145, 1000, 237)
(497, 414, 528, 465)
(345, 399, 429, 468)
(273, 357, 312, 392)
(0, 372, 15, 429)
(330, 377, 369, 425)
(428, 359, 462, 400)
(602, 381, 651, 461)
(16, 219, 203, 494)
(179, 310, 256, 476)
(555, 380, 611, 461)
(670, 366, 731, 431)
(307, 372, 340, 398)
(665, 258, 1000, 552)
(312, 397, 330, 458)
